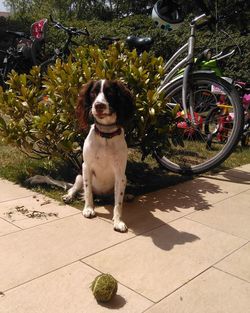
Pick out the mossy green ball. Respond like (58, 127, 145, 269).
(91, 273, 118, 302)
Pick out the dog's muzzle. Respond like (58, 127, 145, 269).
(94, 102, 107, 113)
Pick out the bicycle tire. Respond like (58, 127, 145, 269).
(0, 50, 9, 89)
(0, 50, 31, 89)
(154, 73, 244, 175)
(0, 60, 14, 90)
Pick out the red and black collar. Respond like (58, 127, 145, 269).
(94, 124, 122, 139)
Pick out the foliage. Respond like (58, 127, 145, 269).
(0, 42, 173, 169)
(4, 0, 250, 30)
(31, 12, 250, 80)
(4, 0, 155, 20)
(48, 13, 249, 81)
(1, 1, 249, 80)
(65, 14, 179, 62)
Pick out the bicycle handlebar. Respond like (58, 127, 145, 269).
(190, 13, 217, 32)
(212, 45, 240, 61)
(49, 14, 90, 37)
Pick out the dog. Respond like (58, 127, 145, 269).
(62, 79, 135, 232)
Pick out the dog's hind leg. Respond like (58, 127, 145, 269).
(62, 174, 83, 203)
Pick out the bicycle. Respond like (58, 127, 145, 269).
(0, 16, 89, 86)
(42, 12, 243, 176)
(148, 14, 244, 175)
(40, 15, 90, 73)
(99, 6, 244, 175)
(205, 80, 250, 148)
(235, 81, 250, 147)
(0, 18, 48, 89)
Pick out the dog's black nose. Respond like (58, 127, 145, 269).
(95, 102, 106, 112)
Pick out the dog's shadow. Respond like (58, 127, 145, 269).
(94, 166, 222, 251)
(24, 156, 224, 251)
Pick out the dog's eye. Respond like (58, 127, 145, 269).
(105, 90, 113, 98)
(90, 91, 97, 99)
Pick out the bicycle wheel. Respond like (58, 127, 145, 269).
(194, 88, 217, 113)
(0, 50, 9, 89)
(0, 50, 30, 89)
(154, 73, 244, 175)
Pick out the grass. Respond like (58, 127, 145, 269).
(0, 141, 249, 206)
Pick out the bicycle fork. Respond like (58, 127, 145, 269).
(182, 24, 196, 125)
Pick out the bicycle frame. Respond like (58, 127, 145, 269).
(42, 16, 89, 65)
(158, 14, 213, 121)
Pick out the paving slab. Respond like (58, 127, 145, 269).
(0, 163, 249, 311)
(83, 218, 246, 302)
(215, 242, 250, 282)
(0, 214, 134, 291)
(0, 262, 153, 313)
(0, 179, 35, 203)
(0, 194, 79, 229)
(173, 174, 249, 205)
(204, 164, 250, 181)
(186, 189, 250, 240)
(145, 268, 250, 313)
(95, 187, 200, 235)
(0, 218, 20, 236)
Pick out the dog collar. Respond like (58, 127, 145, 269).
(94, 125, 122, 139)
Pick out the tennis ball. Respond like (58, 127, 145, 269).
(91, 273, 118, 302)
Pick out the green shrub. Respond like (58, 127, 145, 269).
(1, 13, 249, 80)
(43, 15, 250, 81)
(0, 42, 174, 170)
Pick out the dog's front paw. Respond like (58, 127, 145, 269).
(83, 207, 96, 218)
(114, 220, 128, 233)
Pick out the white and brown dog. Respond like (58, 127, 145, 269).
(63, 79, 135, 232)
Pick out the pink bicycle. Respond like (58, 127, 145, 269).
(205, 80, 250, 148)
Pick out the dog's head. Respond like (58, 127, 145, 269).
(76, 79, 135, 129)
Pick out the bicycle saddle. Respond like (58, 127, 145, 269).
(126, 36, 154, 52)
(6, 30, 26, 38)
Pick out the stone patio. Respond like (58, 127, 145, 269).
(0, 164, 249, 312)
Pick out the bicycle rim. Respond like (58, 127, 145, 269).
(154, 73, 244, 175)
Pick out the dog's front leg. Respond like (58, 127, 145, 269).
(113, 175, 127, 232)
(82, 164, 95, 218)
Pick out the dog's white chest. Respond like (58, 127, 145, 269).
(83, 127, 127, 194)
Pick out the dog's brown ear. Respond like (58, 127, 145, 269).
(76, 81, 94, 130)
(113, 80, 135, 127)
